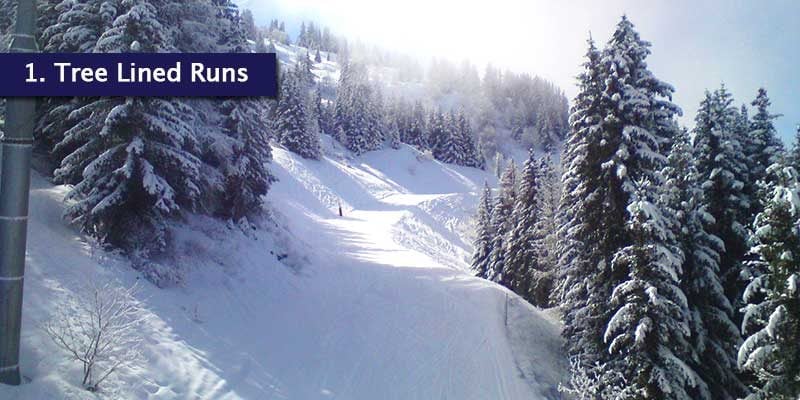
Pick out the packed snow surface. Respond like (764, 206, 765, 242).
(0, 139, 565, 399)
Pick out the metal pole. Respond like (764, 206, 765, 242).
(504, 292, 508, 327)
(0, 0, 37, 386)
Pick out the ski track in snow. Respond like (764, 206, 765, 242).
(1, 140, 565, 399)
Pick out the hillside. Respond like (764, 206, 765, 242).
(0, 137, 566, 399)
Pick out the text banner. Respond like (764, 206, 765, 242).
(0, 53, 278, 97)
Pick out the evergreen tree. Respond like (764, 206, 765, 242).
(383, 98, 403, 149)
(254, 31, 268, 53)
(693, 86, 752, 316)
(298, 52, 315, 87)
(388, 122, 401, 149)
(64, 0, 202, 255)
(312, 86, 332, 136)
(275, 66, 321, 159)
(402, 101, 428, 149)
(739, 163, 800, 400)
(735, 103, 758, 223)
(487, 161, 516, 283)
(334, 62, 382, 155)
(240, 9, 256, 40)
(557, 36, 609, 370)
(535, 152, 560, 306)
(494, 152, 505, 179)
(790, 125, 800, 173)
(218, 98, 275, 220)
(428, 110, 459, 163)
(747, 88, 786, 215)
(366, 85, 386, 149)
(210, 0, 248, 53)
(297, 21, 307, 47)
(504, 150, 545, 303)
(666, 130, 746, 399)
(472, 183, 495, 278)
(604, 188, 700, 400)
(36, 0, 116, 171)
(455, 111, 484, 169)
(596, 17, 694, 397)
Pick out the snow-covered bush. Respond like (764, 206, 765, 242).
(416, 149, 434, 163)
(43, 281, 146, 392)
(559, 356, 631, 400)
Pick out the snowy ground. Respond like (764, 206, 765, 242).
(0, 138, 566, 399)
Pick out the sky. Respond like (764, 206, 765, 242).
(241, 0, 800, 144)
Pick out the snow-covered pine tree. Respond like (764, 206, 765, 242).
(474, 141, 487, 170)
(239, 9, 256, 40)
(298, 52, 316, 87)
(321, 27, 333, 52)
(218, 97, 275, 220)
(35, 0, 117, 174)
(494, 152, 505, 179)
(603, 188, 701, 400)
(334, 62, 382, 155)
(276, 66, 321, 159)
(472, 182, 495, 279)
(366, 85, 386, 150)
(40, 0, 114, 53)
(428, 110, 458, 163)
(534, 152, 560, 307)
(52, 96, 124, 185)
(447, 111, 465, 165)
(504, 149, 545, 303)
(297, 21, 307, 47)
(64, 0, 203, 257)
(693, 86, 752, 317)
(665, 130, 746, 399)
(557, 36, 609, 368)
(739, 162, 800, 400)
(748, 89, 784, 180)
(597, 17, 696, 398)
(402, 101, 428, 149)
(388, 120, 401, 149)
(46, 0, 163, 186)
(383, 98, 402, 149)
(210, 0, 248, 53)
(254, 31, 268, 53)
(312, 85, 333, 136)
(487, 161, 516, 283)
(791, 126, 800, 174)
(747, 89, 786, 215)
(454, 111, 483, 169)
(734, 103, 758, 222)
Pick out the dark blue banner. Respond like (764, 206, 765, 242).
(0, 53, 278, 97)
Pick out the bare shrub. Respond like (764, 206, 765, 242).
(43, 280, 146, 392)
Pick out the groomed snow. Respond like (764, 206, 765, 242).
(0, 137, 565, 399)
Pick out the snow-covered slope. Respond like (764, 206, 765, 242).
(0, 138, 566, 399)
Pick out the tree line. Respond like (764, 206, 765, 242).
(470, 15, 800, 400)
(275, 55, 487, 169)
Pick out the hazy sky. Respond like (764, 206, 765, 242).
(242, 0, 800, 144)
